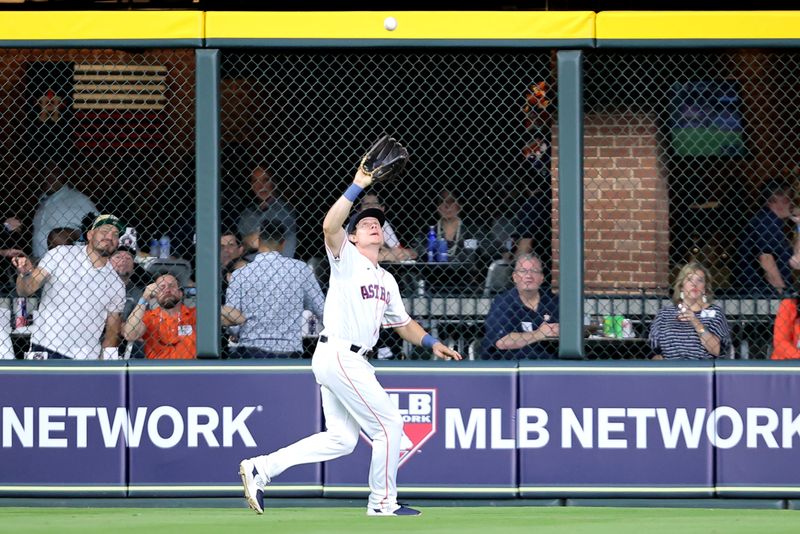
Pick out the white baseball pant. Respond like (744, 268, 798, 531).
(253, 336, 403, 512)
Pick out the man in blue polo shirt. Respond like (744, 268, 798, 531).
(481, 254, 559, 360)
(735, 179, 800, 294)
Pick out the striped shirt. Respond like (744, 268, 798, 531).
(226, 251, 325, 353)
(648, 303, 731, 360)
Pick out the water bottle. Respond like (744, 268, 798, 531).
(158, 235, 171, 259)
(149, 239, 160, 258)
(426, 226, 437, 262)
(14, 297, 27, 329)
(622, 318, 635, 338)
(416, 279, 426, 297)
(739, 339, 749, 359)
(435, 238, 449, 262)
(308, 314, 317, 336)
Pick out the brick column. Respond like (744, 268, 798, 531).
(552, 112, 670, 291)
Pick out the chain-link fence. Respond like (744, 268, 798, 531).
(218, 50, 554, 360)
(0, 48, 195, 360)
(3, 45, 799, 362)
(583, 50, 800, 360)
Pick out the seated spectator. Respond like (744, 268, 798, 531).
(771, 296, 800, 359)
(237, 165, 298, 258)
(0, 218, 15, 354)
(417, 189, 485, 264)
(32, 160, 97, 260)
(221, 229, 249, 285)
(225, 222, 324, 358)
(1, 216, 24, 258)
(359, 193, 417, 262)
(1, 217, 25, 295)
(47, 227, 80, 250)
(735, 178, 800, 294)
(481, 254, 559, 360)
(110, 245, 144, 321)
(110, 244, 146, 358)
(649, 262, 731, 360)
(13, 214, 126, 360)
(122, 273, 245, 360)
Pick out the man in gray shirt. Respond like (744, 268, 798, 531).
(237, 166, 297, 258)
(226, 222, 324, 358)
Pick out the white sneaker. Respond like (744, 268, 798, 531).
(239, 458, 268, 514)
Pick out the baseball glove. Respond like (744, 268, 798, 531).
(359, 134, 409, 182)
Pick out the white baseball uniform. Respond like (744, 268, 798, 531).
(248, 237, 411, 513)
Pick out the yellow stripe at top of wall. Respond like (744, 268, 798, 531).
(0, 11, 204, 41)
(205, 11, 595, 41)
(597, 11, 800, 40)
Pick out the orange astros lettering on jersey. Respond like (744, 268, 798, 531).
(360, 284, 391, 304)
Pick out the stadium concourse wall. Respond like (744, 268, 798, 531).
(2, 360, 800, 499)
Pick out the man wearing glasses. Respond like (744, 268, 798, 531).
(481, 254, 559, 359)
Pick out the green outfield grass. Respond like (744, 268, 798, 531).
(0, 506, 798, 534)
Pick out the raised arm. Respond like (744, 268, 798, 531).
(123, 282, 157, 341)
(12, 255, 49, 296)
(323, 168, 372, 254)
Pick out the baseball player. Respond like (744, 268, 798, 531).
(239, 149, 462, 517)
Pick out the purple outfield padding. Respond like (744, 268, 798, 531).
(715, 361, 800, 497)
(518, 361, 714, 497)
(126, 360, 322, 497)
(323, 361, 518, 499)
(0, 361, 127, 497)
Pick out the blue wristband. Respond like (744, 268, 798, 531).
(343, 183, 364, 202)
(421, 334, 439, 350)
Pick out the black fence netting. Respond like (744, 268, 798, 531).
(583, 50, 800, 359)
(0, 49, 195, 360)
(219, 50, 554, 360)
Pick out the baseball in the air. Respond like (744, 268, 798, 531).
(384, 17, 398, 31)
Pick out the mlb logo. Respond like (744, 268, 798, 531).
(361, 388, 437, 468)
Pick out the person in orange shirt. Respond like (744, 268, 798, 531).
(122, 273, 245, 359)
(772, 298, 800, 359)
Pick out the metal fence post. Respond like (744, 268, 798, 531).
(195, 49, 221, 358)
(557, 50, 584, 359)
